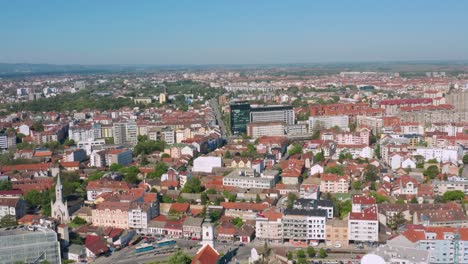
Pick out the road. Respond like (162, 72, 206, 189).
(209, 98, 228, 138)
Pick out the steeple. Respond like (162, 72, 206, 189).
(55, 174, 63, 203)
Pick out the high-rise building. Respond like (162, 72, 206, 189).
(250, 105, 295, 125)
(0, 226, 61, 264)
(113, 121, 138, 146)
(230, 102, 251, 135)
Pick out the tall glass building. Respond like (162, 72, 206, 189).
(230, 102, 251, 135)
(0, 226, 61, 264)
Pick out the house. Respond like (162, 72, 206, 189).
(183, 217, 203, 239)
(0, 198, 26, 219)
(255, 206, 283, 244)
(84, 235, 109, 259)
(320, 174, 349, 193)
(66, 244, 85, 262)
(310, 164, 324, 176)
(191, 244, 220, 264)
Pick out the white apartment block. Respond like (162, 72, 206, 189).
(414, 147, 458, 163)
(356, 115, 383, 134)
(282, 209, 327, 242)
(309, 115, 349, 132)
(255, 216, 283, 244)
(223, 169, 279, 189)
(349, 197, 378, 243)
(247, 122, 285, 138)
(250, 105, 295, 125)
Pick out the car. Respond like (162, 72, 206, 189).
(356, 255, 361, 259)
(326, 248, 331, 252)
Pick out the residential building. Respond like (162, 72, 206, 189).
(113, 121, 138, 146)
(0, 197, 26, 219)
(320, 174, 349, 193)
(223, 168, 278, 189)
(348, 196, 378, 243)
(107, 149, 133, 166)
(309, 115, 349, 132)
(282, 208, 327, 243)
(293, 198, 334, 219)
(183, 217, 203, 239)
(255, 207, 283, 244)
(247, 122, 285, 138)
(250, 105, 295, 125)
(326, 219, 349, 247)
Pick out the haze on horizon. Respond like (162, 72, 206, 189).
(1, 0, 467, 65)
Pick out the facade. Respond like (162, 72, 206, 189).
(308, 115, 349, 132)
(182, 217, 203, 239)
(91, 201, 130, 229)
(255, 207, 283, 244)
(113, 121, 138, 146)
(193, 156, 222, 173)
(293, 199, 334, 219)
(282, 208, 327, 243)
(230, 102, 251, 135)
(0, 198, 26, 219)
(349, 196, 378, 243)
(326, 219, 349, 247)
(51, 175, 70, 223)
(249, 105, 295, 125)
(222, 169, 278, 189)
(0, 226, 61, 264)
(320, 174, 349, 193)
(128, 203, 157, 232)
(107, 149, 133, 166)
(247, 122, 285, 138)
(414, 147, 458, 163)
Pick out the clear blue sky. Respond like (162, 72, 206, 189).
(1, 0, 467, 65)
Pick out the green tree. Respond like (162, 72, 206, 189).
(182, 178, 203, 193)
(287, 251, 293, 260)
(168, 249, 192, 264)
(443, 190, 465, 202)
(224, 150, 232, 159)
(232, 217, 243, 228)
(318, 248, 327, 258)
(147, 162, 169, 179)
(352, 181, 362, 190)
(0, 215, 17, 228)
(0, 180, 12, 191)
(311, 130, 321, 140)
(364, 164, 379, 182)
(424, 165, 439, 179)
(209, 210, 221, 222)
(110, 163, 124, 171)
(375, 144, 381, 159)
(286, 192, 297, 209)
(307, 246, 316, 258)
(296, 250, 306, 258)
(288, 143, 303, 156)
(410, 197, 418, 204)
(324, 165, 345, 176)
(388, 212, 406, 230)
(463, 154, 468, 164)
(71, 217, 87, 226)
(314, 151, 325, 163)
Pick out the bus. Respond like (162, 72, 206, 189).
(135, 243, 155, 253)
(156, 239, 176, 247)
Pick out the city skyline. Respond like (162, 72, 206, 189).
(1, 0, 468, 65)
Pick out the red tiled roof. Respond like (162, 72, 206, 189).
(220, 202, 268, 212)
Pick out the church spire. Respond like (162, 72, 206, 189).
(56, 174, 63, 203)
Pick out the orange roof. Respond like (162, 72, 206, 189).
(61, 161, 80, 167)
(34, 151, 53, 157)
(220, 202, 268, 212)
(192, 244, 219, 264)
(170, 203, 190, 213)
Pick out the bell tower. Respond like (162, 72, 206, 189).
(202, 217, 214, 248)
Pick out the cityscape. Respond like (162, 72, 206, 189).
(1, 1, 468, 264)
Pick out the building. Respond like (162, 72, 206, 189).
(326, 219, 349, 247)
(91, 201, 130, 229)
(282, 208, 327, 243)
(193, 156, 222, 173)
(230, 102, 251, 135)
(51, 175, 70, 223)
(247, 122, 285, 138)
(183, 217, 203, 239)
(309, 115, 349, 132)
(250, 105, 295, 125)
(128, 202, 157, 232)
(107, 149, 133, 166)
(356, 115, 383, 135)
(413, 147, 458, 163)
(348, 196, 378, 243)
(293, 199, 334, 219)
(255, 207, 283, 244)
(222, 168, 279, 189)
(320, 174, 349, 194)
(0, 198, 26, 220)
(113, 121, 138, 146)
(0, 226, 61, 264)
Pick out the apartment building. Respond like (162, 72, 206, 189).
(282, 208, 327, 243)
(356, 115, 383, 135)
(255, 207, 283, 244)
(113, 121, 138, 146)
(250, 105, 295, 125)
(414, 147, 458, 163)
(309, 115, 349, 132)
(348, 196, 378, 243)
(182, 217, 203, 239)
(320, 174, 349, 193)
(326, 219, 349, 247)
(432, 180, 468, 195)
(247, 122, 285, 138)
(293, 198, 334, 219)
(222, 168, 279, 189)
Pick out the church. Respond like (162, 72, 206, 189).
(51, 174, 70, 223)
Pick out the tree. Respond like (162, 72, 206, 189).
(286, 192, 297, 209)
(364, 164, 379, 182)
(147, 162, 169, 179)
(71, 217, 87, 226)
(311, 130, 321, 140)
(424, 165, 439, 180)
(182, 178, 203, 193)
(296, 250, 306, 258)
(168, 249, 192, 264)
(0, 215, 17, 228)
(288, 143, 303, 156)
(287, 251, 293, 260)
(0, 180, 12, 191)
(370, 191, 388, 204)
(209, 210, 221, 222)
(352, 181, 362, 190)
(410, 197, 418, 204)
(110, 163, 124, 172)
(318, 248, 327, 258)
(232, 217, 243, 228)
(463, 154, 468, 164)
(256, 194, 262, 203)
(443, 190, 465, 202)
(375, 144, 381, 159)
(64, 138, 75, 147)
(324, 165, 345, 176)
(388, 212, 406, 231)
(224, 150, 232, 159)
(314, 151, 325, 163)
(307, 246, 316, 258)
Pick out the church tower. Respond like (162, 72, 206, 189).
(201, 217, 214, 248)
(51, 174, 70, 223)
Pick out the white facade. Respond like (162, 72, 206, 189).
(414, 147, 458, 163)
(309, 115, 349, 132)
(193, 156, 222, 173)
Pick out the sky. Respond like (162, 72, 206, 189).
(0, 0, 467, 65)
